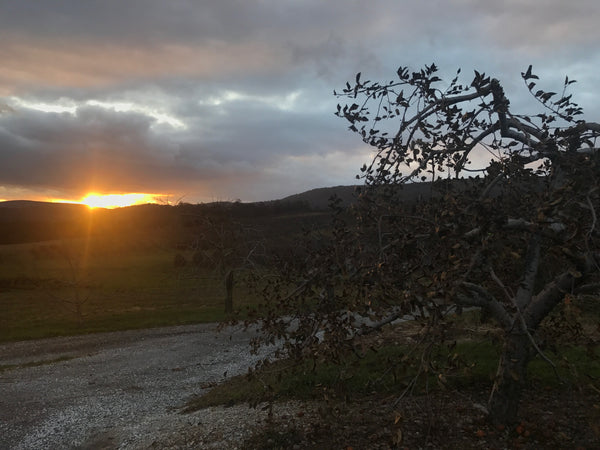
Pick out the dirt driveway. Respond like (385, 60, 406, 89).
(0, 324, 271, 449)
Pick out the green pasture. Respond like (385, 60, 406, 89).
(0, 236, 258, 342)
(187, 335, 600, 412)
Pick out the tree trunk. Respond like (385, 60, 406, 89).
(488, 331, 532, 425)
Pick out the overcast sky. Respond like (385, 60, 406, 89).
(1, 0, 599, 204)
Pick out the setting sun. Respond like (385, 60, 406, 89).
(80, 193, 158, 209)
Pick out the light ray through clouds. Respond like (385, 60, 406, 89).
(0, 0, 598, 205)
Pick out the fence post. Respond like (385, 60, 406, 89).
(224, 269, 234, 313)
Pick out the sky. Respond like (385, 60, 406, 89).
(0, 0, 599, 205)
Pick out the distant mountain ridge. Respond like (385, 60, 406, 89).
(280, 182, 440, 210)
(0, 182, 440, 215)
(0, 200, 87, 210)
(280, 185, 360, 210)
(0, 183, 445, 244)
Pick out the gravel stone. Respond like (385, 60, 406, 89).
(0, 323, 276, 449)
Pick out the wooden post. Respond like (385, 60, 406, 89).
(224, 269, 234, 314)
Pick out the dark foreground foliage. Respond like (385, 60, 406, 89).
(242, 387, 599, 449)
(239, 64, 600, 426)
(196, 309, 599, 448)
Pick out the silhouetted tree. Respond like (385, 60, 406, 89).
(251, 64, 600, 425)
(334, 64, 600, 423)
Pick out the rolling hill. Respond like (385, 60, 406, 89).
(0, 182, 444, 245)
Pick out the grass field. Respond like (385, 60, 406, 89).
(187, 329, 600, 411)
(185, 315, 600, 449)
(0, 199, 332, 343)
(0, 235, 258, 342)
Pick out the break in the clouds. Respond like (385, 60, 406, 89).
(0, 0, 599, 203)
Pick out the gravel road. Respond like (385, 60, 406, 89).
(0, 324, 273, 449)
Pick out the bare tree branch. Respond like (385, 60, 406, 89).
(395, 84, 494, 139)
(458, 283, 512, 328)
(524, 270, 577, 329)
(488, 267, 514, 302)
(455, 124, 502, 173)
(586, 189, 598, 239)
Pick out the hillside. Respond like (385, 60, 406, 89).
(280, 182, 443, 210)
(280, 185, 360, 210)
(0, 195, 320, 246)
(0, 201, 93, 244)
(0, 182, 447, 245)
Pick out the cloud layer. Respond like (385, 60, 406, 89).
(1, 0, 599, 203)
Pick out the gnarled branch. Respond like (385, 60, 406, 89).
(458, 282, 511, 328)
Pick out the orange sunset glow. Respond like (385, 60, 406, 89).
(79, 193, 158, 209)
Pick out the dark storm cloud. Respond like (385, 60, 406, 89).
(0, 0, 365, 43)
(0, 88, 353, 200)
(0, 106, 161, 190)
(0, 0, 598, 202)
